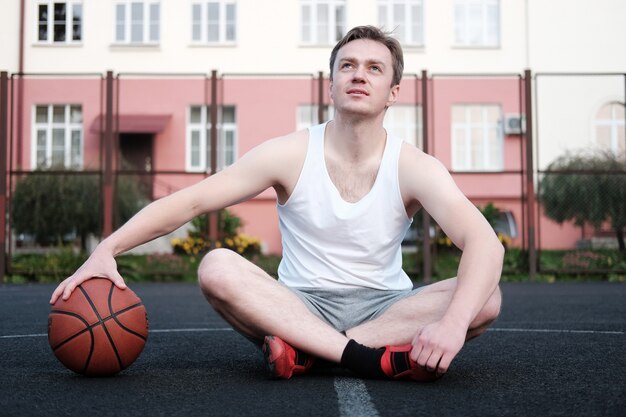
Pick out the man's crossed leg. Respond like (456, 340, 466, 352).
(198, 249, 501, 381)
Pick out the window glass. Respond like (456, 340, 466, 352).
(149, 3, 159, 41)
(36, 106, 49, 123)
(300, 1, 346, 45)
(595, 102, 626, 155)
(187, 106, 237, 172)
(454, 0, 500, 46)
(38, 4, 49, 41)
(34, 1, 84, 44)
(131, 2, 144, 43)
(225, 3, 236, 41)
(377, 1, 424, 46)
(193, 1, 236, 43)
(192, 4, 202, 40)
(53, 3, 67, 42)
(116, 4, 126, 41)
(33, 105, 83, 169)
(53, 106, 65, 123)
(72, 3, 82, 40)
(452, 105, 503, 171)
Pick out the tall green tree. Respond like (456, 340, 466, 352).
(540, 151, 625, 251)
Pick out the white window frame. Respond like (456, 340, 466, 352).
(377, 0, 424, 47)
(114, 1, 160, 44)
(594, 102, 625, 156)
(300, 0, 346, 46)
(191, 1, 237, 44)
(451, 104, 504, 172)
(32, 104, 83, 169)
(186, 106, 237, 172)
(35, 0, 83, 44)
(454, 0, 500, 47)
(383, 105, 423, 148)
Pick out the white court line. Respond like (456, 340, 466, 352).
(0, 333, 47, 339)
(489, 327, 624, 335)
(334, 377, 380, 417)
(0, 327, 234, 339)
(2, 326, 623, 340)
(149, 328, 233, 333)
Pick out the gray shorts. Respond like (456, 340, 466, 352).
(242, 283, 423, 347)
(282, 283, 423, 333)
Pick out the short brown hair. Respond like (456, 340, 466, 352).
(329, 26, 404, 87)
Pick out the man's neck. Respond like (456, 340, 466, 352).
(327, 113, 387, 164)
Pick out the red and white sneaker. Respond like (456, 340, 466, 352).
(262, 335, 315, 379)
(380, 344, 441, 382)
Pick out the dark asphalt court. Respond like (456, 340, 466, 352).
(1, 281, 624, 417)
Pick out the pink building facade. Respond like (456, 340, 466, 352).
(13, 73, 584, 254)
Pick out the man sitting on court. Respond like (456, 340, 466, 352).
(51, 25, 503, 381)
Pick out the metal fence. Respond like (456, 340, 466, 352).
(534, 73, 626, 276)
(0, 70, 624, 282)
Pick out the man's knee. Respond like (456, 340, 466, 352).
(485, 285, 502, 322)
(197, 248, 242, 301)
(474, 285, 502, 330)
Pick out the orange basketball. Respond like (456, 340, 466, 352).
(48, 278, 149, 376)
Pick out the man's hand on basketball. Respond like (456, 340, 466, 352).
(410, 319, 466, 376)
(49, 249, 126, 305)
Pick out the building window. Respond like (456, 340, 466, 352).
(33, 105, 83, 169)
(384, 105, 423, 148)
(451, 105, 503, 171)
(296, 105, 334, 131)
(115, 1, 160, 44)
(36, 1, 83, 43)
(377, 0, 424, 47)
(192, 1, 237, 43)
(301, 0, 346, 45)
(595, 102, 625, 156)
(454, 0, 499, 47)
(187, 106, 237, 172)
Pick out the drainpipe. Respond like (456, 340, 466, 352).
(17, 0, 25, 169)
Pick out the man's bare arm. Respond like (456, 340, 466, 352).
(399, 144, 504, 373)
(50, 133, 306, 303)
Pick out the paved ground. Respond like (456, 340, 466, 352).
(1, 282, 624, 417)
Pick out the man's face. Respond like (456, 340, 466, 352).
(329, 39, 399, 117)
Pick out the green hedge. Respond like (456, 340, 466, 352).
(3, 249, 624, 284)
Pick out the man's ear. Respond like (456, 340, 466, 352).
(386, 84, 400, 108)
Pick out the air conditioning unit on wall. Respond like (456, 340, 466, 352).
(504, 114, 526, 135)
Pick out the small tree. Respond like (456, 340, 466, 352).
(12, 171, 147, 250)
(540, 151, 625, 251)
(11, 173, 101, 248)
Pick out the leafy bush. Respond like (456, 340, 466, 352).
(11, 172, 101, 248)
(540, 150, 625, 250)
(11, 171, 147, 250)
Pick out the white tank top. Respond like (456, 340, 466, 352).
(277, 121, 413, 290)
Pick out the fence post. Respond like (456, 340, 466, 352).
(0, 72, 8, 280)
(317, 71, 324, 123)
(420, 70, 432, 283)
(524, 69, 537, 279)
(208, 70, 219, 246)
(103, 71, 114, 237)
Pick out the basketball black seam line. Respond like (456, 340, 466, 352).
(108, 297, 148, 342)
(79, 284, 124, 372)
(50, 302, 145, 345)
(48, 310, 92, 351)
(48, 309, 95, 374)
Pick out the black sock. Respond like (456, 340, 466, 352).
(340, 339, 387, 379)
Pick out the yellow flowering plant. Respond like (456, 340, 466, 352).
(171, 209, 262, 258)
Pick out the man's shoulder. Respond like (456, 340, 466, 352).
(260, 129, 308, 153)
